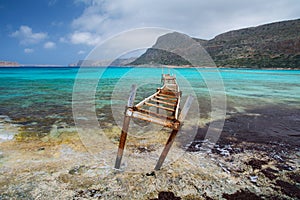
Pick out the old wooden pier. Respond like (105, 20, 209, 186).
(115, 74, 193, 170)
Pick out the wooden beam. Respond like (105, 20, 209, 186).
(154, 96, 177, 102)
(150, 98, 177, 106)
(174, 95, 181, 120)
(158, 93, 177, 98)
(135, 91, 160, 108)
(154, 129, 179, 170)
(145, 102, 175, 112)
(114, 115, 131, 169)
(136, 108, 175, 120)
(126, 109, 178, 129)
(115, 85, 137, 169)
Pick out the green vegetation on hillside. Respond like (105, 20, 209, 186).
(130, 19, 300, 68)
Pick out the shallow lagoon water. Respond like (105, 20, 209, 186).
(0, 67, 299, 135)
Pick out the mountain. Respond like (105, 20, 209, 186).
(131, 19, 300, 68)
(131, 32, 213, 67)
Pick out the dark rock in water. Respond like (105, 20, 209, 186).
(275, 163, 295, 171)
(222, 189, 263, 200)
(246, 159, 268, 170)
(261, 168, 278, 180)
(188, 106, 300, 155)
(276, 180, 300, 199)
(151, 191, 181, 200)
(289, 172, 300, 183)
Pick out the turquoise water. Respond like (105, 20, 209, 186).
(0, 67, 299, 134)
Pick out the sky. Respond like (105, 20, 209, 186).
(0, 0, 299, 65)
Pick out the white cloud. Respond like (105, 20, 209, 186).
(59, 37, 67, 43)
(48, 0, 57, 6)
(11, 25, 47, 45)
(70, 31, 101, 46)
(44, 41, 56, 49)
(71, 0, 300, 40)
(78, 50, 86, 54)
(51, 21, 64, 27)
(24, 48, 34, 53)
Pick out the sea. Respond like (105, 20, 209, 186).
(0, 67, 299, 137)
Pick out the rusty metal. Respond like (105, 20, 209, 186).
(114, 74, 193, 170)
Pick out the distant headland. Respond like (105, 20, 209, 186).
(0, 61, 20, 67)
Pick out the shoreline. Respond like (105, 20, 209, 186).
(1, 65, 299, 70)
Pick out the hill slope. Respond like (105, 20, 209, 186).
(131, 19, 300, 68)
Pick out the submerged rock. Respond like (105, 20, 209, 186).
(222, 189, 263, 200)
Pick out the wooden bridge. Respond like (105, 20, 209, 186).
(115, 74, 193, 170)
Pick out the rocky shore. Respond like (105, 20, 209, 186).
(0, 105, 299, 199)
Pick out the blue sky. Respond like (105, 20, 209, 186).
(0, 0, 299, 65)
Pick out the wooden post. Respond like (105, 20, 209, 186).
(114, 85, 137, 169)
(155, 128, 179, 170)
(154, 95, 193, 170)
(114, 115, 131, 169)
(156, 88, 160, 114)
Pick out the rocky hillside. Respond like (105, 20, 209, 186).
(131, 19, 300, 68)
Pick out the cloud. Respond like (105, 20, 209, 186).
(71, 0, 300, 40)
(48, 0, 57, 6)
(78, 50, 86, 54)
(11, 25, 47, 45)
(44, 41, 56, 49)
(59, 37, 67, 43)
(70, 31, 101, 46)
(24, 48, 34, 53)
(51, 21, 64, 27)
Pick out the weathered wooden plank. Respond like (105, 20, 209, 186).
(150, 98, 177, 106)
(115, 114, 131, 169)
(126, 109, 177, 129)
(135, 91, 160, 108)
(155, 129, 179, 170)
(157, 93, 177, 98)
(115, 73, 186, 171)
(174, 95, 181, 120)
(136, 108, 175, 120)
(145, 102, 175, 112)
(154, 96, 177, 102)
